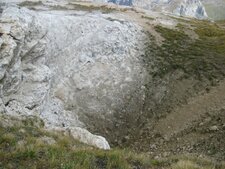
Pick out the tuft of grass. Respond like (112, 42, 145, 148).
(19, 1, 43, 7)
(19, 1, 116, 14)
(106, 17, 125, 24)
(68, 3, 116, 14)
(141, 15, 154, 20)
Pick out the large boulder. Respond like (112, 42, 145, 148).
(0, 4, 146, 149)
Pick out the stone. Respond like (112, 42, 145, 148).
(124, 135, 130, 140)
(222, 124, 225, 129)
(37, 136, 56, 145)
(69, 127, 110, 150)
(150, 144, 157, 149)
(199, 122, 204, 126)
(162, 151, 170, 157)
(209, 125, 219, 131)
(17, 140, 26, 147)
(18, 128, 26, 133)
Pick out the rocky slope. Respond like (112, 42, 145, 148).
(201, 0, 225, 20)
(0, 0, 225, 165)
(101, 0, 208, 18)
(133, 0, 207, 18)
(0, 0, 208, 18)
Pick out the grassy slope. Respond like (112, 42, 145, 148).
(0, 115, 224, 169)
(116, 18, 225, 161)
(145, 20, 225, 82)
(0, 115, 159, 169)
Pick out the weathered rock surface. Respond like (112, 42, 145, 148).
(201, 0, 225, 20)
(0, 2, 147, 149)
(101, 0, 208, 18)
(0, 0, 208, 19)
(132, 0, 208, 19)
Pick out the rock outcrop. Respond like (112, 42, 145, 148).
(132, 0, 208, 19)
(104, 0, 208, 19)
(0, 2, 146, 149)
(200, 0, 225, 20)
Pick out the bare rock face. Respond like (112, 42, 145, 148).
(132, 0, 208, 19)
(0, 3, 147, 149)
(173, 0, 208, 18)
(103, 0, 208, 18)
(200, 0, 225, 20)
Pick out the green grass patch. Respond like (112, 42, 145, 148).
(19, 1, 43, 7)
(141, 15, 155, 20)
(19, 1, 116, 14)
(68, 3, 116, 14)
